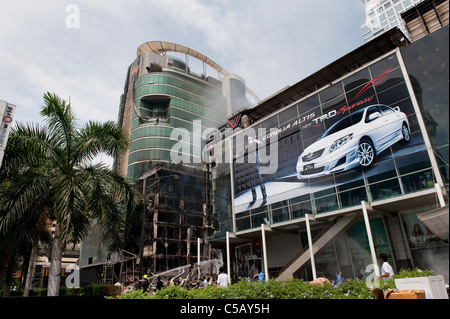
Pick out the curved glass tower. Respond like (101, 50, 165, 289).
(117, 41, 257, 181)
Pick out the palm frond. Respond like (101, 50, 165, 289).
(76, 163, 141, 252)
(0, 123, 53, 179)
(51, 172, 90, 248)
(0, 169, 51, 244)
(74, 120, 129, 164)
(40, 92, 77, 165)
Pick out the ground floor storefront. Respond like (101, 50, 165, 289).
(213, 189, 448, 284)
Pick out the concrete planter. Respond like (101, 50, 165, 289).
(395, 275, 448, 299)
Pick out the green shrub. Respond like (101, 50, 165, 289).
(153, 285, 190, 299)
(396, 267, 435, 278)
(65, 287, 84, 296)
(3, 268, 436, 299)
(329, 279, 375, 299)
(102, 285, 121, 297)
(112, 289, 152, 299)
(113, 268, 438, 300)
(82, 284, 120, 297)
(378, 267, 436, 290)
(9, 289, 24, 297)
(83, 284, 101, 296)
(112, 278, 375, 300)
(30, 288, 47, 296)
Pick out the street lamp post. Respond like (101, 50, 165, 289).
(137, 174, 179, 286)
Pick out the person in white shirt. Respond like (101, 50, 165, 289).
(378, 253, 394, 280)
(217, 266, 230, 287)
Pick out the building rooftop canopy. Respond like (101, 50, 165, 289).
(137, 40, 260, 103)
(401, 0, 447, 22)
(137, 40, 230, 77)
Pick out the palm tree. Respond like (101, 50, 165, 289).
(0, 92, 141, 296)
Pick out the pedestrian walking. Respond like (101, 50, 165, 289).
(336, 271, 343, 285)
(141, 274, 149, 293)
(377, 253, 394, 280)
(156, 276, 164, 290)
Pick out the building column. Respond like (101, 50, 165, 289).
(305, 214, 317, 280)
(225, 231, 235, 284)
(361, 201, 380, 277)
(198, 238, 201, 279)
(261, 224, 270, 282)
(435, 183, 446, 207)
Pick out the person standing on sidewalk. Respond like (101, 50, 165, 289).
(217, 267, 230, 288)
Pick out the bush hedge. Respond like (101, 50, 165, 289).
(0, 284, 121, 297)
(113, 279, 376, 300)
(2, 268, 439, 299)
(113, 268, 440, 300)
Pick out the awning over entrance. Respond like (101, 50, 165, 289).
(417, 205, 449, 241)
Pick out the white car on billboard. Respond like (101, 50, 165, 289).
(296, 104, 410, 179)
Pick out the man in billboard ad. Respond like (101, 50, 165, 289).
(233, 54, 428, 215)
(242, 135, 267, 208)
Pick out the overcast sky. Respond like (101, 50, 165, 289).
(1, 0, 366, 127)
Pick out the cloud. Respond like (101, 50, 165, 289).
(0, 0, 366, 131)
(0, 1, 135, 124)
(147, 0, 365, 100)
(145, 0, 288, 97)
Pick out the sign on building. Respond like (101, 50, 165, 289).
(0, 100, 16, 169)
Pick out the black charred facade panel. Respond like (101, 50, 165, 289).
(138, 164, 215, 273)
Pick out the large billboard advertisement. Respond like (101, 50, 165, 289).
(232, 53, 430, 216)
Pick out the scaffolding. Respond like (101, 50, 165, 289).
(99, 250, 138, 286)
(130, 259, 221, 290)
(30, 264, 46, 290)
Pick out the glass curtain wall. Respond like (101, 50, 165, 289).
(128, 70, 228, 181)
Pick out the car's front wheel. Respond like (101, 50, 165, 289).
(400, 122, 410, 144)
(358, 139, 375, 168)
